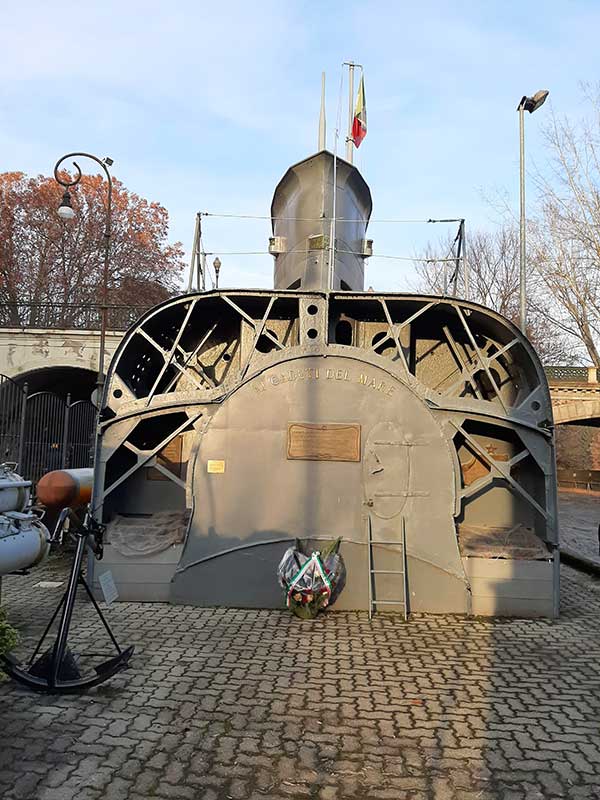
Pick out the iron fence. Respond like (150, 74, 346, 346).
(0, 376, 96, 486)
(557, 468, 600, 492)
(0, 303, 151, 331)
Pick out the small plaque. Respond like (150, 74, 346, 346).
(287, 423, 361, 462)
(98, 570, 119, 606)
(207, 459, 226, 474)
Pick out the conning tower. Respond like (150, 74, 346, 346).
(270, 150, 372, 292)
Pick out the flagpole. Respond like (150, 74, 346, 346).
(345, 62, 355, 163)
(329, 65, 345, 291)
(329, 146, 337, 291)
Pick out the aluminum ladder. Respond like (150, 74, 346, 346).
(367, 514, 408, 621)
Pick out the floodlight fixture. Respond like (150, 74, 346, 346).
(518, 89, 549, 114)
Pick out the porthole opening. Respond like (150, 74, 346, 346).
(307, 328, 318, 340)
(307, 304, 319, 315)
(113, 388, 123, 398)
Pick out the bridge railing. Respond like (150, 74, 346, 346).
(545, 365, 599, 383)
(0, 303, 152, 331)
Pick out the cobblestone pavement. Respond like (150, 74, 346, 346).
(559, 489, 600, 566)
(2, 554, 600, 800)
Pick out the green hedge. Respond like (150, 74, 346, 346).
(0, 606, 18, 659)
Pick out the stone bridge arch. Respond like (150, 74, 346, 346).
(552, 398, 600, 427)
(0, 328, 123, 397)
(546, 367, 600, 427)
(14, 365, 97, 401)
(548, 371, 600, 478)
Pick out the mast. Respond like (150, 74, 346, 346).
(187, 213, 205, 292)
(318, 72, 326, 150)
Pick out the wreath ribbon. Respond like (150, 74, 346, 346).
(286, 551, 332, 607)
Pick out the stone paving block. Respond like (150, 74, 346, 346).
(2, 557, 600, 799)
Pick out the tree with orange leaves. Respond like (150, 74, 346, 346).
(0, 171, 184, 327)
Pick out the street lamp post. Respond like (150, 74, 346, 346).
(517, 90, 549, 333)
(54, 153, 114, 401)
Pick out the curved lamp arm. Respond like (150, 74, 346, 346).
(53, 152, 113, 237)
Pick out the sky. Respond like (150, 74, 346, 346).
(2, 0, 599, 292)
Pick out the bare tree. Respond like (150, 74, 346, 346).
(415, 226, 571, 364)
(528, 87, 600, 366)
(415, 86, 600, 367)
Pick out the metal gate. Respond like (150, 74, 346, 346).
(0, 375, 96, 485)
(0, 374, 27, 465)
(67, 400, 97, 471)
(22, 392, 67, 482)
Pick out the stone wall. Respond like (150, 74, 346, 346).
(556, 424, 600, 470)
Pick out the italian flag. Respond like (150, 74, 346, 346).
(352, 75, 367, 148)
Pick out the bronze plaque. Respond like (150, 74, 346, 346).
(287, 423, 361, 462)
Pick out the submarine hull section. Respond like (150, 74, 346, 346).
(92, 290, 558, 617)
(170, 355, 469, 612)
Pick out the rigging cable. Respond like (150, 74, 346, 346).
(199, 211, 463, 224)
(200, 249, 459, 263)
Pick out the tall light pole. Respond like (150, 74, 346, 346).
(54, 153, 113, 402)
(517, 90, 549, 333)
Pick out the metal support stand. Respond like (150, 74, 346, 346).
(1, 515, 134, 693)
(187, 213, 206, 293)
(450, 220, 466, 298)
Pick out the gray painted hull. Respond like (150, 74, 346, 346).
(93, 291, 558, 617)
(90, 138, 557, 617)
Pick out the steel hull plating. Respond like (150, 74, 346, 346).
(92, 291, 559, 616)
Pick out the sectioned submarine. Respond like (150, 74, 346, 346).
(85, 129, 559, 619)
